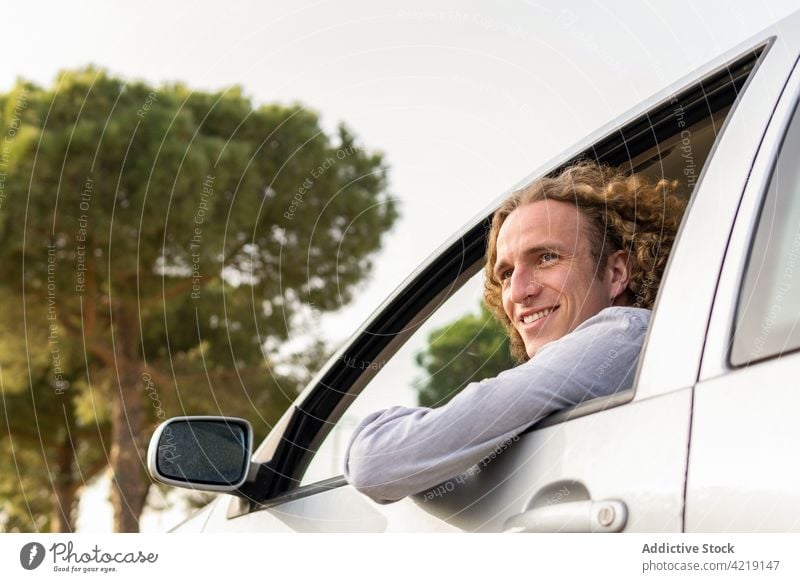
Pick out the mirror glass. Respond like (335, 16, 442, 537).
(157, 420, 249, 485)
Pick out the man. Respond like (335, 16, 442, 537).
(344, 161, 686, 504)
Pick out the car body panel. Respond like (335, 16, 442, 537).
(686, 356, 800, 531)
(686, 44, 800, 532)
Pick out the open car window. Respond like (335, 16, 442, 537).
(300, 272, 513, 485)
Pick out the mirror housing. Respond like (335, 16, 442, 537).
(147, 416, 254, 492)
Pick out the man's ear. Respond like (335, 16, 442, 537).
(606, 249, 631, 304)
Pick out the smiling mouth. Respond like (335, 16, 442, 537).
(520, 305, 560, 326)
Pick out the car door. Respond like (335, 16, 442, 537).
(686, 46, 800, 530)
(190, 24, 794, 532)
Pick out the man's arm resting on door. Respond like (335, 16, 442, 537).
(343, 307, 651, 504)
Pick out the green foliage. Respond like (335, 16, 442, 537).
(0, 289, 110, 532)
(415, 303, 517, 408)
(0, 66, 397, 530)
(0, 382, 111, 532)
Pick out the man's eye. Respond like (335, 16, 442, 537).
(501, 269, 513, 281)
(541, 252, 559, 264)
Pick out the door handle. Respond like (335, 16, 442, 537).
(503, 499, 627, 533)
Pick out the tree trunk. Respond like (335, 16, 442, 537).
(50, 438, 76, 532)
(109, 362, 149, 532)
(109, 311, 150, 533)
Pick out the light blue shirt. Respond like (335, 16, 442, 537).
(343, 306, 651, 503)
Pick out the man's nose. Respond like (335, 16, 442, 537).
(509, 266, 542, 304)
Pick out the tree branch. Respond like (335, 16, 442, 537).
(139, 273, 219, 309)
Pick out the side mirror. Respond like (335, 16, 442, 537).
(147, 416, 254, 492)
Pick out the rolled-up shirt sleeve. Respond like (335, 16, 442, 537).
(343, 307, 651, 504)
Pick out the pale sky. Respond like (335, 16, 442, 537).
(6, 0, 798, 349)
(4, 0, 798, 531)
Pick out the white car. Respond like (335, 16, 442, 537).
(149, 9, 800, 532)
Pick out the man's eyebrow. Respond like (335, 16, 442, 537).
(493, 258, 511, 278)
(493, 243, 563, 277)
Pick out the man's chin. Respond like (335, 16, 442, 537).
(519, 318, 565, 357)
(524, 335, 557, 358)
(524, 341, 545, 358)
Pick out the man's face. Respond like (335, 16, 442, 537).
(494, 199, 624, 358)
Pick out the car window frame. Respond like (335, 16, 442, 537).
(729, 95, 800, 367)
(697, 48, 800, 381)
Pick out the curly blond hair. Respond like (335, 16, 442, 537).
(484, 161, 687, 362)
